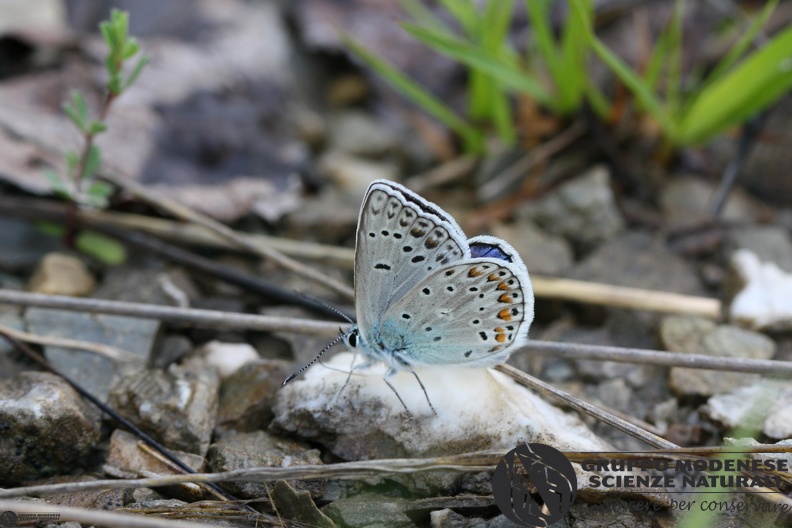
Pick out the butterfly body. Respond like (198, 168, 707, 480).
(345, 180, 534, 371)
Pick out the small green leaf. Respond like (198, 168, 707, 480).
(86, 180, 113, 199)
(65, 151, 79, 175)
(89, 121, 107, 135)
(122, 55, 149, 91)
(76, 230, 127, 265)
(100, 22, 118, 52)
(43, 168, 72, 199)
(34, 221, 64, 238)
(63, 91, 90, 131)
(122, 39, 140, 60)
(82, 144, 102, 180)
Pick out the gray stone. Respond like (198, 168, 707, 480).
(151, 334, 193, 369)
(328, 110, 400, 158)
(106, 429, 206, 474)
(491, 221, 573, 276)
(28, 253, 96, 296)
(25, 308, 157, 402)
(206, 430, 324, 500)
(570, 231, 706, 295)
(724, 225, 792, 273)
(272, 480, 335, 528)
(217, 359, 292, 432)
(0, 372, 100, 485)
(319, 150, 400, 199)
(659, 316, 776, 397)
(0, 305, 24, 367)
(570, 499, 654, 527)
(704, 381, 792, 439)
(659, 177, 761, 228)
(108, 363, 220, 455)
(283, 187, 359, 244)
(0, 216, 61, 271)
(94, 265, 188, 305)
(322, 494, 414, 528)
(526, 166, 624, 251)
(430, 509, 522, 527)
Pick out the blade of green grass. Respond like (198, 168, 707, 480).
(570, 0, 677, 139)
(397, 0, 446, 30)
(666, 0, 685, 116)
(556, 0, 594, 113)
(704, 0, 779, 86)
(403, 23, 554, 108)
(437, 0, 478, 36)
(678, 24, 792, 145)
(342, 33, 483, 152)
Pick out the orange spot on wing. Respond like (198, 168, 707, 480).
(497, 309, 512, 321)
(498, 293, 513, 303)
(496, 333, 507, 343)
(497, 281, 509, 290)
(468, 267, 483, 277)
(487, 273, 500, 282)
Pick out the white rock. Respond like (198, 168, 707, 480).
(704, 381, 792, 439)
(729, 249, 792, 331)
(274, 353, 611, 460)
(196, 341, 259, 379)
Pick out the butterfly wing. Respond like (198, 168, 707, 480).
(354, 180, 469, 345)
(377, 237, 534, 367)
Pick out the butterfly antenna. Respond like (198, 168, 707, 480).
(298, 292, 355, 323)
(282, 331, 346, 385)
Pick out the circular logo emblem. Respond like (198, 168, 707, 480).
(0, 511, 17, 528)
(492, 443, 577, 526)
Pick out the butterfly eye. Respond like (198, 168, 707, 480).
(348, 332, 358, 348)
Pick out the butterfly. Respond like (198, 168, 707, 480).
(285, 180, 534, 413)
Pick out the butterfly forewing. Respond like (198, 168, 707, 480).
(354, 182, 469, 342)
(379, 257, 534, 367)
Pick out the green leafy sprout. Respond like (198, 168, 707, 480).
(346, 0, 792, 153)
(43, 8, 148, 264)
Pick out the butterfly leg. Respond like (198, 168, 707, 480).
(334, 356, 371, 404)
(408, 369, 437, 416)
(383, 368, 414, 419)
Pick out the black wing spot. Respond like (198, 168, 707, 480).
(511, 308, 519, 315)
(425, 326, 432, 331)
(422, 288, 431, 295)
(445, 270, 455, 277)
(381, 230, 390, 236)
(368, 232, 375, 238)
(479, 307, 485, 311)
(402, 313, 411, 320)
(479, 294, 484, 298)
(375, 263, 391, 270)
(411, 255, 426, 263)
(469, 287, 478, 292)
(499, 271, 507, 276)
(479, 332, 487, 341)
(512, 292, 519, 298)
(403, 246, 413, 252)
(446, 286, 455, 292)
(472, 319, 480, 324)
(433, 336, 442, 342)
(394, 233, 403, 239)
(464, 350, 473, 357)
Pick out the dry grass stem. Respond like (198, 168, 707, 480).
(0, 322, 143, 363)
(496, 364, 677, 449)
(0, 499, 223, 528)
(2, 290, 791, 376)
(98, 171, 355, 300)
(531, 276, 722, 318)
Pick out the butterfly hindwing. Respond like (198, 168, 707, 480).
(378, 254, 534, 367)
